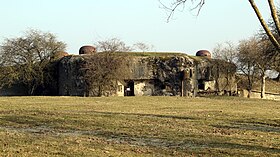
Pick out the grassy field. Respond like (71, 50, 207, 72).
(0, 96, 279, 156)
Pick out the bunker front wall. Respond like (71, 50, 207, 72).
(57, 54, 236, 97)
(127, 56, 197, 96)
(57, 55, 197, 96)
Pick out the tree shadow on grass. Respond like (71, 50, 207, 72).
(2, 112, 280, 156)
(212, 120, 280, 133)
(89, 110, 196, 121)
(0, 115, 47, 127)
(87, 130, 280, 156)
(203, 140, 280, 155)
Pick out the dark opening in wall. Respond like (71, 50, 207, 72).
(205, 67, 212, 81)
(125, 80, 135, 96)
(189, 69, 193, 78)
(198, 79, 205, 90)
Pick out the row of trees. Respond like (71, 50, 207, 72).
(213, 38, 280, 98)
(214, 1, 280, 98)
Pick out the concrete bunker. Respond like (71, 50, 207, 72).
(48, 50, 237, 97)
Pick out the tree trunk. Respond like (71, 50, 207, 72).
(268, 0, 280, 38)
(28, 84, 36, 96)
(98, 86, 102, 97)
(248, 90, 251, 98)
(214, 66, 220, 95)
(181, 79, 184, 97)
(247, 76, 252, 98)
(261, 74, 266, 99)
(249, 0, 280, 52)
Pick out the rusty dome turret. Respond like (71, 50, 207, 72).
(196, 50, 211, 58)
(79, 45, 96, 55)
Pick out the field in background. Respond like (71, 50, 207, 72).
(237, 75, 280, 94)
(0, 96, 279, 156)
(260, 79, 280, 94)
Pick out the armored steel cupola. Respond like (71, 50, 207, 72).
(196, 50, 211, 58)
(79, 45, 96, 55)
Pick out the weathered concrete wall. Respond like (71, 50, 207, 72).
(58, 55, 87, 96)
(129, 57, 154, 80)
(130, 56, 196, 96)
(57, 54, 197, 97)
(204, 81, 216, 91)
(57, 53, 237, 97)
(134, 80, 154, 96)
(116, 81, 125, 96)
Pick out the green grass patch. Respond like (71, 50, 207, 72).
(0, 96, 279, 156)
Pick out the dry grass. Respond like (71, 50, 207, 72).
(0, 96, 279, 156)
(261, 79, 280, 94)
(237, 74, 280, 94)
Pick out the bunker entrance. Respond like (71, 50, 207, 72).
(198, 79, 205, 90)
(125, 80, 135, 96)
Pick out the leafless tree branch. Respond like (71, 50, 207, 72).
(249, 0, 280, 52)
(159, 0, 205, 22)
(267, 0, 280, 38)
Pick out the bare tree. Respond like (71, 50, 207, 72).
(0, 29, 66, 95)
(83, 53, 131, 96)
(96, 38, 132, 53)
(212, 42, 238, 94)
(160, 0, 280, 53)
(237, 37, 274, 98)
(209, 59, 236, 95)
(133, 42, 155, 52)
(213, 41, 238, 64)
(237, 38, 259, 97)
(253, 39, 275, 98)
(261, 12, 280, 81)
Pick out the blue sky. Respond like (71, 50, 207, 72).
(0, 0, 271, 55)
